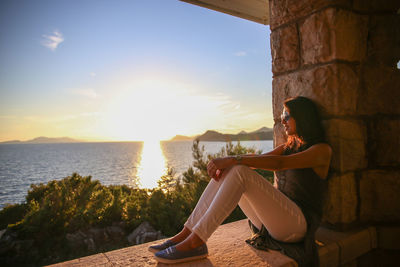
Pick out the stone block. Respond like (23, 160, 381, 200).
(323, 173, 358, 225)
(340, 260, 358, 267)
(272, 79, 288, 121)
(300, 8, 368, 65)
(368, 118, 400, 167)
(353, 0, 400, 13)
(316, 226, 352, 244)
(358, 64, 400, 115)
(337, 227, 377, 265)
(377, 226, 400, 250)
(269, 0, 351, 30)
(316, 226, 377, 266)
(318, 241, 340, 267)
(367, 15, 400, 67)
(273, 123, 287, 148)
(271, 24, 299, 74)
(357, 248, 400, 267)
(360, 170, 400, 222)
(325, 119, 367, 172)
(272, 63, 360, 118)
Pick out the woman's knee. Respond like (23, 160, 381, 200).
(225, 165, 252, 183)
(229, 164, 251, 174)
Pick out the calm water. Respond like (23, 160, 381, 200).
(0, 140, 273, 208)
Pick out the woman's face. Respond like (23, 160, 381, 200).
(281, 108, 297, 135)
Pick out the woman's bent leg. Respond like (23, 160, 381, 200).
(184, 178, 222, 233)
(189, 166, 250, 242)
(236, 166, 307, 242)
(238, 195, 263, 230)
(191, 165, 307, 243)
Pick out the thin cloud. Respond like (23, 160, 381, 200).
(73, 88, 98, 99)
(42, 30, 64, 51)
(90, 72, 97, 77)
(234, 51, 247, 57)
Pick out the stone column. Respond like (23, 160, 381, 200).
(269, 0, 400, 234)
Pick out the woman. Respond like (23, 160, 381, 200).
(149, 96, 332, 266)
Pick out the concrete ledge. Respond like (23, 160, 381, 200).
(48, 219, 377, 267)
(316, 226, 377, 266)
(48, 219, 296, 267)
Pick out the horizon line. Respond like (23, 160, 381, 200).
(0, 125, 274, 143)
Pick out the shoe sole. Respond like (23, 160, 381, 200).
(154, 253, 208, 264)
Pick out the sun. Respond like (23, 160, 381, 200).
(99, 77, 245, 142)
(101, 79, 192, 141)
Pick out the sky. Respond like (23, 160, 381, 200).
(0, 0, 272, 142)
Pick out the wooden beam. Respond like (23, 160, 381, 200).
(180, 0, 269, 25)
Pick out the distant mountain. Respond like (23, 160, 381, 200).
(198, 130, 227, 141)
(169, 127, 273, 142)
(252, 127, 271, 133)
(0, 140, 22, 144)
(170, 135, 195, 141)
(0, 136, 83, 144)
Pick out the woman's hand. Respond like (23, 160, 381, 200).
(207, 157, 235, 181)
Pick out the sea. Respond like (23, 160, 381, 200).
(0, 140, 273, 208)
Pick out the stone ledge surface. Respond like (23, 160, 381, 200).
(47, 219, 296, 267)
(48, 219, 377, 267)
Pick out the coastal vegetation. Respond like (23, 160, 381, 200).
(0, 140, 273, 266)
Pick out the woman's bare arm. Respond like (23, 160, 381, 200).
(239, 143, 331, 171)
(262, 144, 285, 156)
(208, 143, 332, 179)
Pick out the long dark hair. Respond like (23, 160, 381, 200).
(283, 96, 326, 152)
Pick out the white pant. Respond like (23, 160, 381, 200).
(184, 165, 307, 243)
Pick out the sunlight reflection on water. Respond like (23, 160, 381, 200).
(136, 141, 168, 189)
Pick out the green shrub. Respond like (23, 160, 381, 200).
(0, 203, 28, 229)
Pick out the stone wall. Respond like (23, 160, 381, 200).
(269, 0, 400, 230)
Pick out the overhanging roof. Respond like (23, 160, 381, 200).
(180, 0, 269, 25)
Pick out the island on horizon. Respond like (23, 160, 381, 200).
(0, 136, 84, 144)
(170, 126, 273, 142)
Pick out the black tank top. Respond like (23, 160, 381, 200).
(276, 145, 328, 220)
(275, 167, 327, 219)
